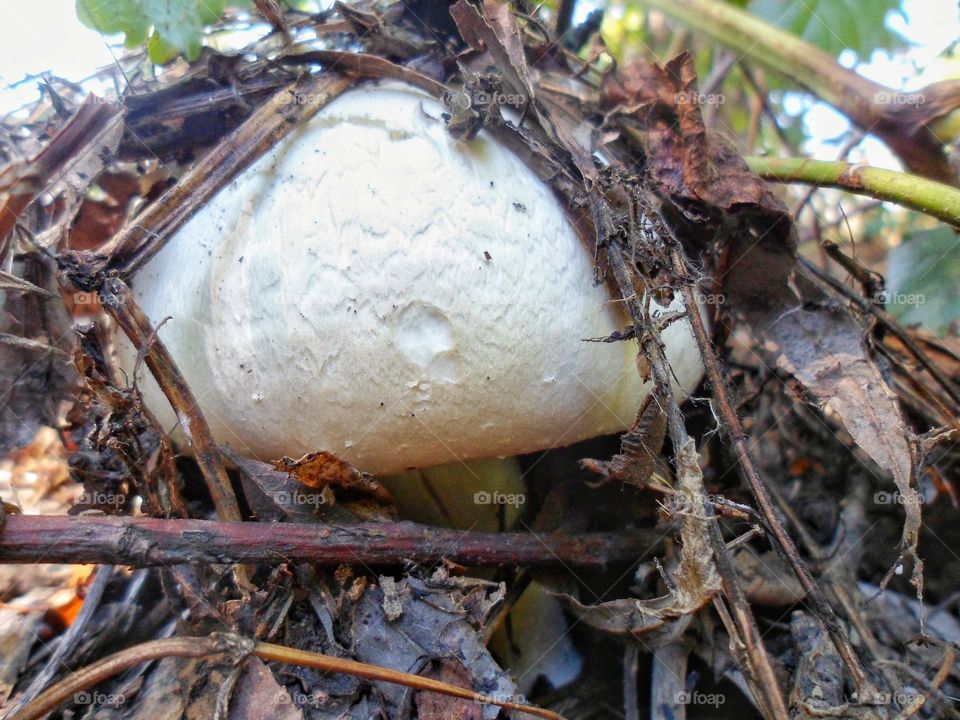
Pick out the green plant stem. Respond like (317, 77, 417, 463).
(638, 0, 880, 120)
(745, 156, 960, 229)
(636, 0, 960, 183)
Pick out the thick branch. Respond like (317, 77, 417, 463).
(0, 515, 662, 568)
(638, 0, 960, 183)
(745, 156, 960, 229)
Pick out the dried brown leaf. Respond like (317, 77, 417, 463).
(580, 389, 667, 486)
(559, 438, 719, 637)
(350, 574, 516, 720)
(601, 53, 787, 219)
(224, 448, 324, 523)
(770, 271, 922, 587)
(273, 450, 365, 491)
(450, 0, 534, 102)
(1, 255, 77, 454)
(229, 657, 303, 720)
(415, 660, 483, 720)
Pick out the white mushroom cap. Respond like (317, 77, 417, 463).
(120, 82, 703, 475)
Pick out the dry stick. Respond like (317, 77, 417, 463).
(99, 278, 241, 524)
(878, 646, 960, 720)
(0, 514, 661, 568)
(737, 64, 795, 156)
(0, 101, 122, 248)
(7, 634, 565, 720)
(604, 245, 787, 720)
(253, 641, 565, 720)
(669, 249, 876, 699)
(879, 342, 960, 430)
(98, 73, 354, 276)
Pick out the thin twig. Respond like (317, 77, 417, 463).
(802, 256, 960, 409)
(0, 514, 663, 568)
(254, 641, 565, 719)
(94, 73, 353, 275)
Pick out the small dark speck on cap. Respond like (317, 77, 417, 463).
(483, 251, 492, 261)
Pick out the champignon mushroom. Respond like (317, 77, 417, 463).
(120, 81, 704, 475)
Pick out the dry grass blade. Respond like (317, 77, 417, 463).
(5, 634, 248, 720)
(254, 641, 566, 719)
(6, 634, 566, 720)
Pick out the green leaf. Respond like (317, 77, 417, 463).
(76, 0, 228, 62)
(147, 31, 181, 64)
(745, 0, 905, 58)
(885, 227, 960, 336)
(144, 0, 227, 61)
(76, 0, 150, 48)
